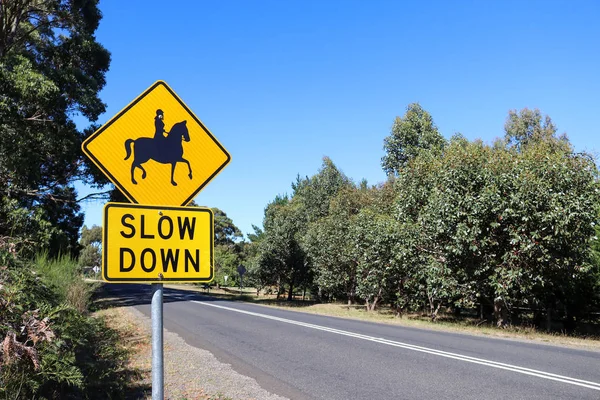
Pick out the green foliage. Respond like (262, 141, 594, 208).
(214, 244, 242, 287)
(212, 207, 243, 247)
(0, 0, 111, 258)
(504, 108, 562, 150)
(352, 209, 399, 311)
(258, 197, 310, 299)
(381, 103, 446, 176)
(304, 184, 370, 302)
(33, 253, 80, 302)
(78, 225, 102, 271)
(588, 224, 600, 311)
(0, 250, 129, 399)
(34, 251, 97, 314)
(393, 120, 600, 324)
(253, 106, 600, 331)
(0, 196, 55, 256)
(252, 158, 354, 299)
(293, 156, 351, 223)
(80, 225, 102, 247)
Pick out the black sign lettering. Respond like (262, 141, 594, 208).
(184, 249, 200, 272)
(120, 248, 135, 272)
(158, 216, 174, 240)
(178, 216, 196, 240)
(140, 248, 156, 272)
(141, 215, 155, 239)
(161, 248, 179, 272)
(120, 214, 135, 238)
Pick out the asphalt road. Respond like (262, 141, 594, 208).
(100, 284, 600, 400)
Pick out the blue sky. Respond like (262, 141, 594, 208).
(76, 0, 600, 238)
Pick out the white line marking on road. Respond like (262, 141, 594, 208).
(192, 300, 600, 392)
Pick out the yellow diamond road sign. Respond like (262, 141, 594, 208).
(83, 81, 230, 205)
(103, 203, 213, 282)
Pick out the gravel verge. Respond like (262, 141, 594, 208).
(122, 305, 288, 400)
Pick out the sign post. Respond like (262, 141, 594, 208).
(151, 283, 163, 399)
(82, 80, 230, 400)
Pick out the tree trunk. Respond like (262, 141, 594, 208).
(370, 296, 379, 311)
(494, 297, 508, 328)
(347, 280, 356, 306)
(428, 291, 437, 321)
(287, 281, 294, 301)
(395, 304, 403, 318)
(276, 278, 282, 300)
(430, 302, 441, 321)
(367, 288, 382, 311)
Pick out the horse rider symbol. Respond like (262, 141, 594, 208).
(124, 109, 193, 186)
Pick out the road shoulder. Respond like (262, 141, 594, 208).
(98, 305, 288, 400)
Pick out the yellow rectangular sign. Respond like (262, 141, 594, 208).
(103, 203, 213, 283)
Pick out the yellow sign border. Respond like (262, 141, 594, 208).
(82, 80, 231, 206)
(102, 203, 214, 283)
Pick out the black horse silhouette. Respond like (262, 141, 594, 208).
(124, 120, 192, 186)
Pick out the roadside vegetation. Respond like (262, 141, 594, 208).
(214, 105, 600, 339)
(0, 249, 140, 399)
(0, 1, 140, 398)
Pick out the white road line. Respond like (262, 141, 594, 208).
(192, 300, 600, 392)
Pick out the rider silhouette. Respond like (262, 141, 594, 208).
(154, 109, 167, 139)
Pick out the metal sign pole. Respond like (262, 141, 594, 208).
(151, 283, 164, 400)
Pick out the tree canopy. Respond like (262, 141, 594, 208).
(0, 0, 111, 256)
(212, 207, 243, 246)
(248, 106, 600, 332)
(381, 103, 446, 176)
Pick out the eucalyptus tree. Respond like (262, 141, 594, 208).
(393, 113, 600, 326)
(293, 156, 351, 223)
(78, 224, 101, 270)
(394, 148, 463, 320)
(0, 0, 111, 255)
(504, 108, 562, 150)
(381, 103, 446, 176)
(212, 207, 242, 247)
(303, 185, 370, 303)
(254, 195, 310, 300)
(497, 138, 599, 327)
(351, 208, 400, 311)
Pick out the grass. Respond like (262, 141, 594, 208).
(168, 284, 600, 351)
(33, 252, 98, 312)
(94, 306, 152, 399)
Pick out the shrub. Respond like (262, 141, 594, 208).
(0, 250, 130, 399)
(32, 253, 97, 313)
